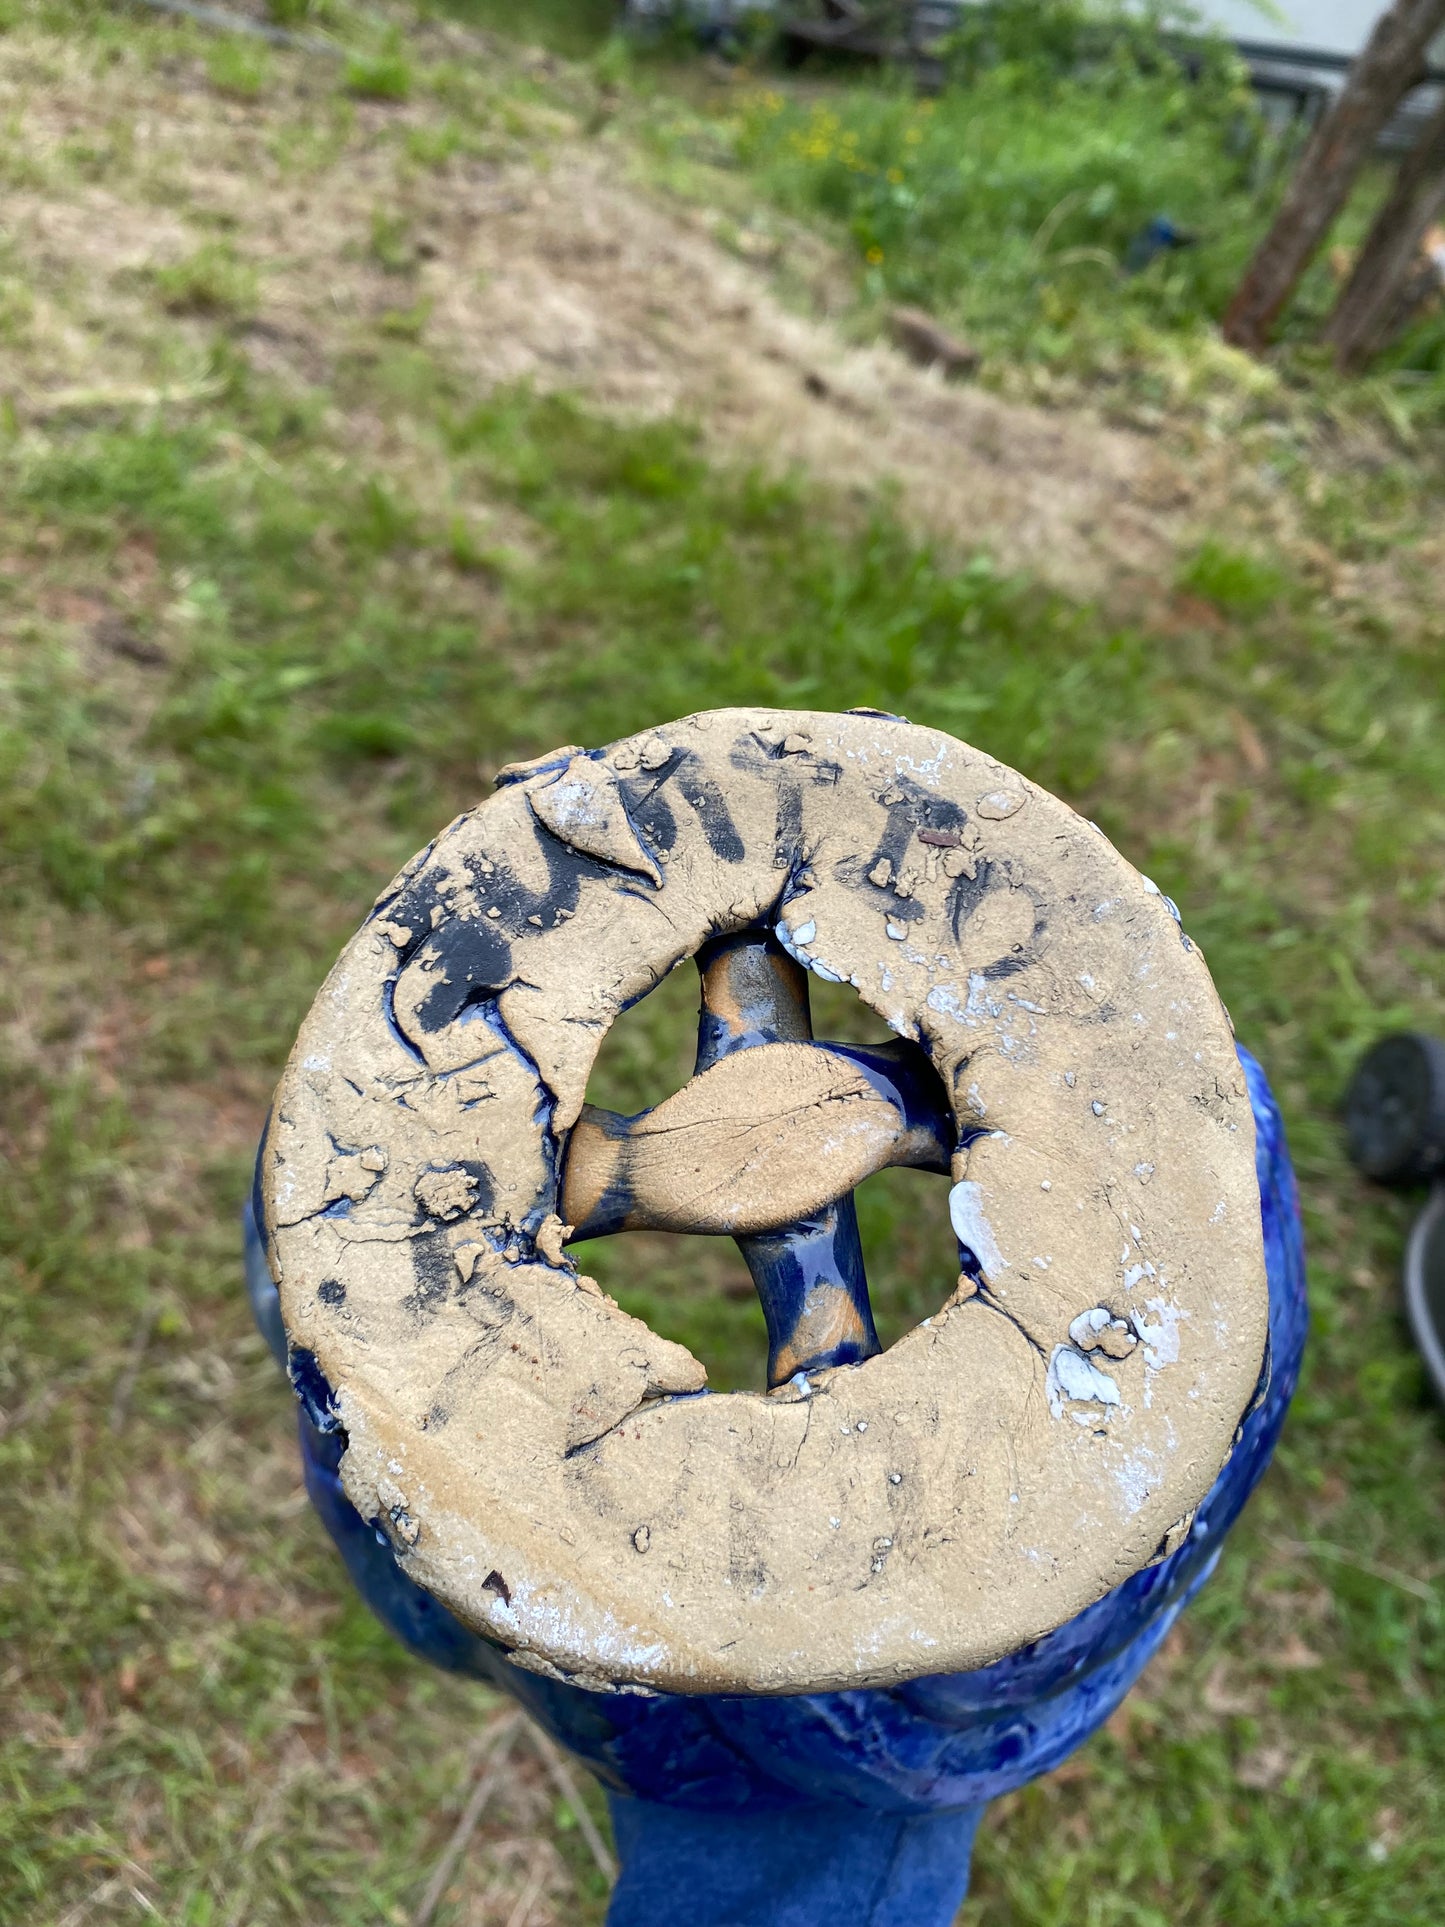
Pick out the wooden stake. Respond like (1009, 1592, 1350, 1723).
(1322, 90, 1445, 369)
(1222, 0, 1445, 353)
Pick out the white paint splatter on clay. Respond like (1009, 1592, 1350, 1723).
(1046, 1346, 1121, 1419)
(948, 1181, 1007, 1277)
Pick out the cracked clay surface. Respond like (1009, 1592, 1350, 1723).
(262, 709, 1268, 1694)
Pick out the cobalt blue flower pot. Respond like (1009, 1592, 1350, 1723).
(247, 710, 1305, 1925)
(244, 1042, 1304, 1926)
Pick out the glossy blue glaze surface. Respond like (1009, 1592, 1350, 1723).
(735, 1194, 880, 1383)
(604, 1794, 984, 1927)
(698, 928, 887, 1386)
(695, 936, 954, 1385)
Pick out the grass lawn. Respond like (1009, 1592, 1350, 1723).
(1, 4, 1442, 1924)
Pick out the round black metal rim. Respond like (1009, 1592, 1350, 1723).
(1403, 1183, 1445, 1411)
(1343, 1032, 1445, 1186)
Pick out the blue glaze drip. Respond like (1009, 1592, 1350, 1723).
(739, 1194, 881, 1380)
(287, 1344, 343, 1436)
(242, 1190, 286, 1371)
(690, 931, 887, 1385)
(810, 1040, 954, 1175)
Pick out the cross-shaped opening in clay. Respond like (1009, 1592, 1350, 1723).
(564, 927, 960, 1393)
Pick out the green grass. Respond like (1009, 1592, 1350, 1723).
(2, 5, 1443, 1924)
(150, 242, 261, 320)
(344, 40, 413, 100)
(729, 13, 1262, 346)
(442, 0, 617, 54)
(204, 34, 274, 99)
(622, 0, 1445, 451)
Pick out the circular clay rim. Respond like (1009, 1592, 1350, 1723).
(262, 708, 1268, 1695)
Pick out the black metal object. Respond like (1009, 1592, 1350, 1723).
(1405, 1184, 1445, 1410)
(778, 0, 954, 57)
(1344, 1032, 1445, 1184)
(1344, 1031, 1445, 1409)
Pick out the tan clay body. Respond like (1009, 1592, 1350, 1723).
(262, 709, 1268, 1695)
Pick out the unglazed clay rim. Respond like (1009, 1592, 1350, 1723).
(263, 708, 1269, 1694)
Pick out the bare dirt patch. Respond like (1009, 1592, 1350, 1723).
(0, 37, 1209, 598)
(414, 150, 1200, 594)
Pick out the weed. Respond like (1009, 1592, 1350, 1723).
(404, 115, 469, 168)
(433, 0, 619, 57)
(722, 24, 1258, 348)
(643, 0, 1445, 445)
(151, 242, 259, 321)
(1178, 539, 1289, 616)
(344, 44, 412, 102)
(369, 205, 417, 273)
(204, 35, 272, 100)
(377, 294, 433, 338)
